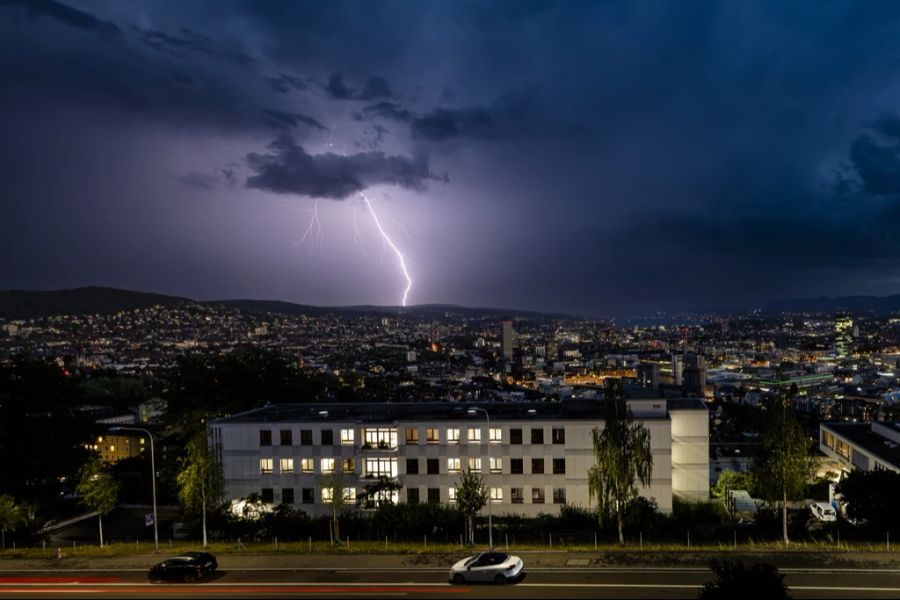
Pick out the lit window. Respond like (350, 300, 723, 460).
(468, 428, 482, 444)
(321, 488, 334, 503)
(364, 457, 398, 478)
(468, 457, 482, 473)
(448, 458, 461, 473)
(371, 489, 399, 506)
(489, 457, 502, 473)
(447, 428, 461, 444)
(321, 458, 335, 474)
(343, 488, 357, 504)
(280, 458, 294, 474)
(259, 458, 274, 474)
(343, 458, 355, 473)
(489, 428, 502, 444)
(490, 487, 503, 504)
(341, 429, 355, 445)
(363, 428, 398, 449)
(426, 428, 439, 444)
(405, 428, 419, 444)
(300, 458, 315, 474)
(448, 487, 457, 504)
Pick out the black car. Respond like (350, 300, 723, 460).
(148, 551, 218, 583)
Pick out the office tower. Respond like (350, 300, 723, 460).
(501, 320, 515, 360)
(671, 353, 684, 386)
(682, 353, 707, 398)
(636, 362, 660, 389)
(835, 315, 853, 358)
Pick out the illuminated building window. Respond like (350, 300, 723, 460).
(300, 458, 315, 474)
(363, 428, 397, 449)
(365, 457, 398, 478)
(490, 487, 503, 504)
(341, 429, 355, 446)
(489, 457, 502, 473)
(426, 428, 440, 444)
(489, 428, 502, 444)
(447, 428, 461, 444)
(468, 457, 482, 473)
(343, 488, 357, 504)
(321, 458, 335, 474)
(448, 487, 457, 504)
(321, 488, 334, 503)
(447, 458, 461, 473)
(280, 458, 294, 474)
(405, 428, 419, 444)
(468, 428, 481, 444)
(259, 458, 273, 474)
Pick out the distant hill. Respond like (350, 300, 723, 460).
(0, 287, 579, 320)
(0, 286, 189, 319)
(764, 294, 900, 314)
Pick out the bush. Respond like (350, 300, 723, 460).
(699, 560, 790, 599)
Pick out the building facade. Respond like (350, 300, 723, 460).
(819, 421, 900, 473)
(209, 399, 709, 517)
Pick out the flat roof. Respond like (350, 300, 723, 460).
(210, 398, 705, 425)
(822, 422, 900, 469)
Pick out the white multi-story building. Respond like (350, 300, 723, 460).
(209, 399, 709, 516)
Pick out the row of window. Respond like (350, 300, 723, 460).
(259, 427, 566, 447)
(260, 486, 567, 505)
(260, 457, 567, 476)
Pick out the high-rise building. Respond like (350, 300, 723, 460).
(835, 315, 853, 358)
(682, 353, 707, 398)
(501, 320, 515, 360)
(671, 353, 684, 386)
(636, 362, 660, 389)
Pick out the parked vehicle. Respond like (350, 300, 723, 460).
(148, 551, 218, 583)
(448, 552, 524, 584)
(809, 501, 837, 522)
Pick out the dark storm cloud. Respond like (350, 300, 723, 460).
(134, 26, 255, 66)
(1, 0, 120, 37)
(360, 102, 413, 122)
(262, 109, 327, 131)
(245, 135, 444, 199)
(849, 114, 900, 196)
(265, 73, 309, 94)
(324, 74, 392, 101)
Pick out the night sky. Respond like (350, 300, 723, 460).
(4, 1, 900, 317)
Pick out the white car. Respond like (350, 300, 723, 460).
(449, 552, 524, 584)
(810, 501, 837, 522)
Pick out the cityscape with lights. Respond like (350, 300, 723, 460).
(5, 1, 900, 598)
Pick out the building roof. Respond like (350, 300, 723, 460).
(210, 398, 706, 425)
(822, 422, 900, 469)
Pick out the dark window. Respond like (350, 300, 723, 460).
(406, 458, 419, 474)
(552, 428, 565, 444)
(407, 488, 420, 504)
(553, 487, 566, 504)
(511, 458, 524, 474)
(320, 429, 334, 446)
(261, 488, 274, 503)
(531, 428, 544, 444)
(531, 458, 544, 474)
(532, 487, 545, 504)
(427, 458, 439, 475)
(259, 430, 272, 447)
(280, 430, 293, 446)
(282, 488, 294, 504)
(300, 429, 313, 446)
(553, 458, 566, 474)
(302, 488, 314, 504)
(510, 428, 523, 445)
(511, 488, 524, 504)
(427, 488, 440, 504)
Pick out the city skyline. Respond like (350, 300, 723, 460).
(5, 1, 900, 317)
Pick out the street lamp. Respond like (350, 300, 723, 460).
(110, 426, 158, 553)
(467, 407, 493, 549)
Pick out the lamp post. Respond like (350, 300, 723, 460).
(467, 407, 493, 549)
(110, 426, 158, 553)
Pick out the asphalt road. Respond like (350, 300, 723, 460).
(1, 565, 900, 598)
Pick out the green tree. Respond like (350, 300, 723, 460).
(587, 381, 653, 544)
(76, 457, 120, 548)
(712, 470, 756, 499)
(176, 430, 223, 548)
(319, 469, 346, 544)
(837, 469, 900, 530)
(699, 560, 790, 600)
(0, 495, 27, 549)
(455, 468, 488, 545)
(754, 404, 814, 545)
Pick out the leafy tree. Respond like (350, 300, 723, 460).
(176, 430, 223, 547)
(76, 457, 120, 548)
(754, 404, 814, 545)
(0, 495, 27, 549)
(837, 469, 900, 530)
(699, 560, 790, 600)
(319, 469, 346, 544)
(588, 381, 653, 544)
(455, 468, 488, 545)
(357, 477, 403, 510)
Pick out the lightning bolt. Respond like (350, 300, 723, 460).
(359, 191, 412, 307)
(296, 199, 324, 254)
